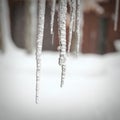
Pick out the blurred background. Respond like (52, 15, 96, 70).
(0, 0, 120, 53)
(0, 0, 120, 120)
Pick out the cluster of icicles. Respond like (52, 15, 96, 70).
(36, 0, 83, 103)
(35, 0, 119, 103)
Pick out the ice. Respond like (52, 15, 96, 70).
(114, 0, 119, 31)
(76, 0, 84, 55)
(0, 0, 16, 52)
(24, 0, 37, 53)
(68, 0, 76, 53)
(1, 0, 120, 119)
(36, 0, 46, 103)
(50, 0, 56, 45)
(58, 0, 67, 87)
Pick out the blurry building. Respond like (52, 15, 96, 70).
(1, 0, 120, 54)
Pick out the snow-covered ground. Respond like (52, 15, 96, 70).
(0, 40, 120, 120)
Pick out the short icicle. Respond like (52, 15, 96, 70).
(50, 0, 56, 45)
(68, 0, 76, 53)
(114, 0, 119, 31)
(58, 0, 67, 87)
(76, 0, 83, 55)
(36, 0, 46, 104)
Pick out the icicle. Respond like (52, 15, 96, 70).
(76, 0, 83, 55)
(36, 0, 46, 104)
(25, 0, 37, 54)
(50, 0, 56, 45)
(68, 0, 76, 53)
(58, 0, 67, 87)
(114, 0, 119, 31)
(0, 0, 16, 52)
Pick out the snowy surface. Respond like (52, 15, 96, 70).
(0, 41, 120, 120)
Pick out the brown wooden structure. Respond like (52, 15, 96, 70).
(7, 0, 120, 54)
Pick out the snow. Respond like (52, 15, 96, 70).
(0, 40, 120, 120)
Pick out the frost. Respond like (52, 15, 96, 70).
(58, 0, 67, 87)
(36, 0, 46, 104)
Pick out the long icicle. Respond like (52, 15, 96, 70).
(50, 0, 56, 45)
(36, 0, 46, 104)
(68, 0, 76, 53)
(114, 0, 119, 31)
(58, 0, 67, 87)
(76, 0, 83, 55)
(79, 0, 84, 53)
